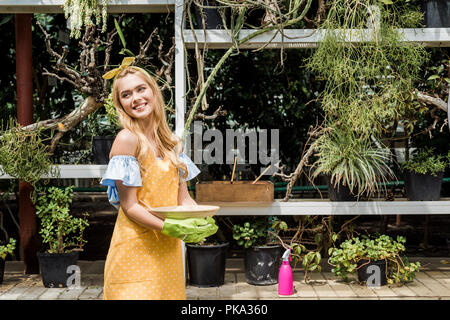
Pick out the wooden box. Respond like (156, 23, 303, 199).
(195, 181, 274, 203)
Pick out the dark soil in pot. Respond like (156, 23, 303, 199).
(37, 251, 79, 288)
(186, 241, 229, 287)
(404, 171, 443, 201)
(244, 244, 283, 285)
(357, 259, 387, 286)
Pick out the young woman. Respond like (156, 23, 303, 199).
(99, 63, 215, 300)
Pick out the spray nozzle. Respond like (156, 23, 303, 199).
(282, 249, 291, 261)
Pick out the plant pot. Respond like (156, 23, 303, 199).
(186, 241, 229, 287)
(193, 0, 230, 29)
(357, 259, 387, 286)
(37, 251, 79, 288)
(196, 181, 274, 203)
(92, 136, 115, 164)
(326, 176, 357, 201)
(423, 1, 450, 27)
(404, 171, 443, 201)
(0, 258, 5, 285)
(244, 244, 283, 285)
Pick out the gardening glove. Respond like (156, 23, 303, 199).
(161, 217, 218, 243)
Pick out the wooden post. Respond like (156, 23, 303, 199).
(15, 13, 39, 274)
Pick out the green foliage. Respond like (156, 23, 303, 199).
(328, 234, 420, 284)
(312, 127, 395, 197)
(103, 92, 121, 129)
(232, 218, 275, 248)
(35, 186, 89, 254)
(306, 0, 428, 137)
(0, 119, 59, 195)
(401, 148, 450, 176)
(0, 238, 16, 261)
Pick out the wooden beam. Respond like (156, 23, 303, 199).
(0, 0, 174, 13)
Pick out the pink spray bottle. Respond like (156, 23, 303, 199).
(278, 249, 293, 295)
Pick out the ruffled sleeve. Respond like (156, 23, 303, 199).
(178, 152, 201, 183)
(100, 155, 142, 209)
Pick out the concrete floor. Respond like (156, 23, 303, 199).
(1, 257, 450, 300)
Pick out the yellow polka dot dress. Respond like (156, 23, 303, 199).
(100, 153, 199, 300)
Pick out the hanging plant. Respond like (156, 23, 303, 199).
(306, 0, 428, 137)
(63, 0, 108, 39)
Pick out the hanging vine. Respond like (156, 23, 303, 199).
(63, 0, 108, 39)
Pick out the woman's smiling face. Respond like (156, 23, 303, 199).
(117, 72, 154, 120)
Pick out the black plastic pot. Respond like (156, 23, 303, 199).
(186, 241, 229, 287)
(92, 136, 115, 164)
(357, 259, 387, 286)
(404, 171, 443, 201)
(423, 1, 450, 27)
(37, 251, 79, 288)
(244, 244, 283, 285)
(0, 258, 5, 285)
(326, 176, 357, 201)
(193, 0, 230, 29)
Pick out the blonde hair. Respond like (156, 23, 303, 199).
(112, 66, 187, 179)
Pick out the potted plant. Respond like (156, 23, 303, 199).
(185, 235, 229, 287)
(35, 185, 89, 288)
(89, 93, 120, 164)
(423, 0, 450, 28)
(232, 217, 283, 285)
(328, 234, 421, 286)
(312, 128, 395, 201)
(0, 238, 16, 285)
(190, 0, 230, 30)
(401, 148, 450, 201)
(0, 119, 59, 273)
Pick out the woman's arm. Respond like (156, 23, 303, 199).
(111, 129, 164, 231)
(178, 181, 197, 206)
(116, 180, 165, 231)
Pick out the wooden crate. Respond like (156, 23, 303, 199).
(195, 181, 274, 203)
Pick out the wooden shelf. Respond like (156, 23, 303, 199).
(182, 28, 450, 49)
(0, 0, 174, 13)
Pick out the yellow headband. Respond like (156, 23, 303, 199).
(102, 57, 135, 80)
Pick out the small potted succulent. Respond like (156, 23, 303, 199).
(401, 148, 450, 201)
(0, 238, 16, 285)
(35, 185, 89, 288)
(232, 217, 283, 285)
(328, 234, 420, 286)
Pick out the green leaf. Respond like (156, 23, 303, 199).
(114, 18, 127, 49)
(444, 78, 450, 84)
(427, 75, 440, 81)
(379, 0, 394, 4)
